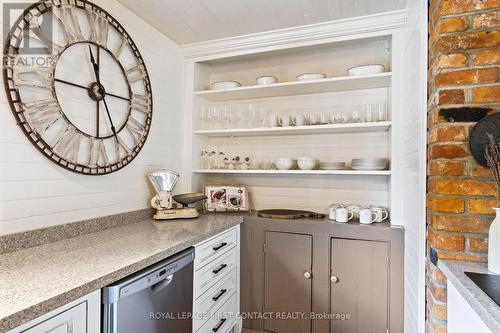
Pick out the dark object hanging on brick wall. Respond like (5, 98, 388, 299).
(469, 113, 500, 167)
(440, 107, 490, 123)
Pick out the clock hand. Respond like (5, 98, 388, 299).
(88, 45, 117, 137)
(54, 78, 130, 101)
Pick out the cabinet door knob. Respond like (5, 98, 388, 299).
(304, 271, 312, 279)
(331, 276, 339, 283)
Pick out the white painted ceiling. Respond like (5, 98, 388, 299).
(116, 0, 407, 45)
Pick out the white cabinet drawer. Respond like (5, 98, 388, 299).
(195, 228, 237, 270)
(196, 292, 237, 333)
(195, 248, 237, 298)
(194, 268, 237, 332)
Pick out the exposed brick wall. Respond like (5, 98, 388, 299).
(427, 0, 500, 332)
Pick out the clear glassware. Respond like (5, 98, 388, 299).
(200, 106, 209, 130)
(255, 106, 265, 127)
(319, 112, 329, 125)
(217, 150, 226, 169)
(376, 103, 387, 121)
(200, 149, 208, 169)
(207, 148, 217, 169)
(365, 104, 375, 122)
(208, 106, 221, 129)
(221, 105, 232, 129)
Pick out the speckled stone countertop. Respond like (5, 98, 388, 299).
(438, 259, 500, 332)
(0, 213, 243, 332)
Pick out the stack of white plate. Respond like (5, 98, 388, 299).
(351, 158, 388, 170)
(319, 161, 346, 170)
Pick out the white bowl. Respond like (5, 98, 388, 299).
(275, 158, 296, 170)
(256, 76, 278, 85)
(296, 73, 326, 81)
(210, 81, 241, 90)
(347, 64, 385, 76)
(297, 157, 318, 170)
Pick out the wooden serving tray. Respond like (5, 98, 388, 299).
(257, 209, 326, 219)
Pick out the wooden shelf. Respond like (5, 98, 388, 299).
(192, 169, 391, 176)
(194, 121, 391, 137)
(194, 72, 392, 102)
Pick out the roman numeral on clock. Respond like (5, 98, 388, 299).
(53, 5, 85, 44)
(23, 99, 62, 134)
(87, 10, 109, 45)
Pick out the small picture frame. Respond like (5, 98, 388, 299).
(204, 185, 249, 212)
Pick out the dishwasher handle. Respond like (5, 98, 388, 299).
(151, 274, 173, 293)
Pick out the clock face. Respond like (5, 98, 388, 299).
(3, 0, 153, 175)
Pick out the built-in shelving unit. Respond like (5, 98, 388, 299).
(194, 72, 392, 102)
(192, 169, 391, 175)
(194, 121, 391, 137)
(185, 33, 397, 217)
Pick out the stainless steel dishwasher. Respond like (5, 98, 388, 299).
(102, 248, 194, 333)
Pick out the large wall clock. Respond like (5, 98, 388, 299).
(3, 0, 153, 175)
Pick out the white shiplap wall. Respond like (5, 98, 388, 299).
(398, 1, 427, 332)
(0, 0, 184, 235)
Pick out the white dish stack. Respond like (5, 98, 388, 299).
(319, 161, 346, 170)
(351, 158, 388, 170)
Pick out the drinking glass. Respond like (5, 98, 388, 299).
(255, 106, 265, 127)
(222, 105, 233, 129)
(200, 106, 209, 130)
(365, 104, 375, 122)
(376, 103, 387, 121)
(208, 106, 221, 129)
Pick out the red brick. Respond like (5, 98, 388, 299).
(472, 86, 500, 103)
(437, 53, 467, 69)
(428, 229, 465, 251)
(431, 214, 493, 233)
(468, 237, 489, 253)
(429, 160, 466, 176)
(429, 178, 497, 196)
(428, 125, 468, 142)
(473, 49, 500, 65)
(439, 89, 465, 104)
(439, 0, 500, 15)
(473, 12, 500, 29)
(437, 30, 500, 52)
(470, 163, 494, 176)
(440, 16, 468, 32)
(429, 144, 468, 159)
(428, 196, 465, 213)
(468, 198, 497, 214)
(437, 68, 499, 86)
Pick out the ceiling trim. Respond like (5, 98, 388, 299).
(181, 10, 408, 61)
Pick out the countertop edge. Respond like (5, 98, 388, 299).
(438, 259, 500, 332)
(0, 219, 242, 333)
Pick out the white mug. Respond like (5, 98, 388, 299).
(347, 205, 361, 221)
(293, 114, 306, 126)
(371, 207, 389, 222)
(328, 204, 344, 220)
(279, 114, 292, 127)
(335, 207, 354, 223)
(266, 114, 278, 127)
(359, 208, 377, 224)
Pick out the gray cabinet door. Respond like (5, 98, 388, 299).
(330, 238, 389, 333)
(264, 231, 312, 333)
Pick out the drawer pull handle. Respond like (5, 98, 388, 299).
(212, 318, 227, 332)
(213, 242, 228, 251)
(213, 264, 228, 275)
(212, 288, 228, 301)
